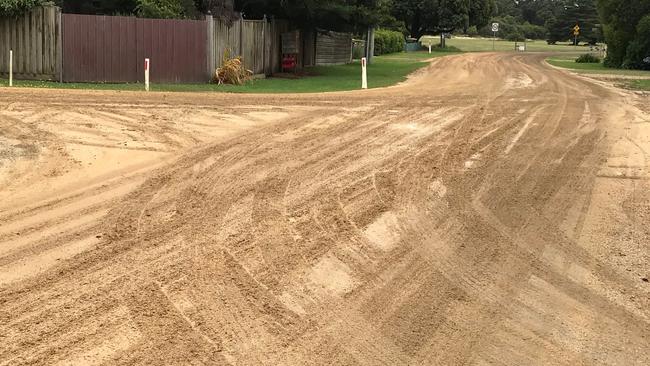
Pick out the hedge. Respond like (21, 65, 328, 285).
(374, 29, 405, 55)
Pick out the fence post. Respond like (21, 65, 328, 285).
(366, 27, 375, 64)
(206, 13, 214, 81)
(9, 50, 13, 86)
(144, 58, 150, 91)
(239, 14, 243, 57)
(262, 14, 267, 76)
(361, 57, 367, 89)
(57, 7, 63, 82)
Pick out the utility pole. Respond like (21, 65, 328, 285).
(365, 27, 375, 64)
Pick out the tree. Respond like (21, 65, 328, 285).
(233, 0, 386, 31)
(1, 0, 43, 17)
(135, 0, 198, 18)
(623, 15, 650, 69)
(54, 0, 137, 15)
(54, 0, 229, 18)
(468, 0, 495, 33)
(390, 0, 493, 40)
(597, 0, 650, 68)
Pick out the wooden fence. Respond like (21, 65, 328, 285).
(0, 5, 61, 80)
(208, 16, 286, 76)
(315, 30, 353, 65)
(1, 6, 354, 83)
(62, 14, 207, 83)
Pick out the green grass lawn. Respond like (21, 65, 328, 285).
(546, 57, 650, 76)
(545, 55, 650, 91)
(625, 79, 650, 91)
(0, 51, 450, 94)
(420, 36, 598, 53)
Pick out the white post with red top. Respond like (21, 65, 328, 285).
(361, 57, 368, 90)
(144, 58, 150, 91)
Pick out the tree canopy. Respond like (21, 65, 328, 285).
(390, 0, 495, 39)
(233, 0, 386, 31)
(481, 0, 601, 44)
(48, 0, 233, 18)
(0, 0, 43, 17)
(597, 0, 650, 69)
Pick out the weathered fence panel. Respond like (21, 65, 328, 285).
(2, 9, 353, 83)
(315, 30, 352, 66)
(62, 14, 207, 83)
(270, 19, 289, 73)
(212, 17, 242, 68)
(211, 17, 270, 75)
(0, 6, 61, 80)
(241, 20, 265, 74)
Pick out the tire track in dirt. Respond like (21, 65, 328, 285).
(1, 53, 649, 365)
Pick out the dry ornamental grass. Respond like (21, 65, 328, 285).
(213, 53, 253, 85)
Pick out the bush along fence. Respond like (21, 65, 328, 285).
(0, 5, 355, 84)
(373, 29, 405, 56)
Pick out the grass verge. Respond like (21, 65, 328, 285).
(546, 57, 650, 77)
(623, 79, 650, 91)
(421, 36, 600, 53)
(0, 51, 452, 94)
(545, 56, 650, 91)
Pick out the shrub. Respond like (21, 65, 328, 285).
(374, 29, 405, 55)
(466, 26, 479, 37)
(429, 45, 462, 53)
(520, 22, 546, 40)
(575, 53, 601, 63)
(506, 32, 525, 42)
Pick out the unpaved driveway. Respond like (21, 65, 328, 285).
(1, 53, 649, 365)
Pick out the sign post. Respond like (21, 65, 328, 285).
(8, 50, 13, 87)
(361, 57, 368, 89)
(573, 24, 580, 48)
(144, 58, 150, 91)
(491, 23, 499, 51)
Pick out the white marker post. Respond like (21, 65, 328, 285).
(9, 50, 13, 87)
(428, 44, 432, 54)
(361, 57, 368, 89)
(144, 58, 150, 91)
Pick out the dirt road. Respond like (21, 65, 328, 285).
(1, 53, 648, 365)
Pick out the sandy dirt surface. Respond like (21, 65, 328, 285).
(0, 53, 648, 365)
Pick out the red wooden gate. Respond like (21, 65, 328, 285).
(62, 14, 207, 83)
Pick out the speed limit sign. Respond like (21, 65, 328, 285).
(491, 23, 499, 32)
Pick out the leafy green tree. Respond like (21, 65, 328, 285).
(233, 0, 385, 30)
(493, 0, 519, 18)
(55, 0, 221, 18)
(467, 0, 495, 32)
(54, 0, 137, 15)
(1, 0, 43, 17)
(135, 0, 198, 18)
(390, 0, 493, 39)
(623, 15, 650, 69)
(597, 0, 650, 68)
